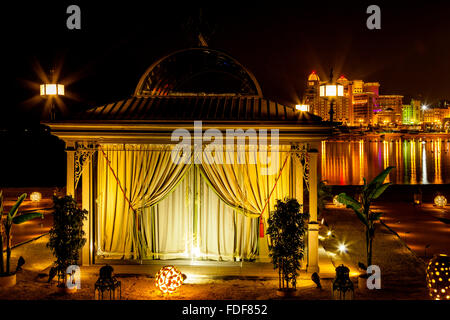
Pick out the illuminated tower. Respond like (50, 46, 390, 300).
(305, 71, 321, 115)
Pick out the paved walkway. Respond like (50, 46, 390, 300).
(372, 202, 450, 262)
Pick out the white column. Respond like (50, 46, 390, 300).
(307, 146, 320, 274)
(298, 159, 304, 213)
(66, 142, 75, 197)
(81, 158, 91, 266)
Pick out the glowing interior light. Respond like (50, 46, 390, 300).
(338, 243, 348, 254)
(192, 246, 201, 257)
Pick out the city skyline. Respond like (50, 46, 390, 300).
(3, 2, 450, 124)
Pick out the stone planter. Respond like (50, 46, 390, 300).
(0, 273, 16, 288)
(276, 288, 297, 297)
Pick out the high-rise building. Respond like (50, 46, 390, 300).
(376, 95, 404, 125)
(303, 72, 402, 126)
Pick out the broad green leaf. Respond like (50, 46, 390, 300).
(371, 183, 391, 200)
(367, 166, 395, 199)
(12, 211, 43, 224)
(337, 193, 368, 227)
(337, 193, 362, 211)
(9, 193, 27, 218)
(367, 166, 394, 190)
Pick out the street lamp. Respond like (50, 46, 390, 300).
(320, 69, 344, 124)
(40, 69, 64, 121)
(295, 104, 310, 112)
(40, 84, 65, 96)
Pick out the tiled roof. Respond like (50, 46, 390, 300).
(71, 96, 322, 123)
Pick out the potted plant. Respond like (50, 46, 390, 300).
(337, 166, 394, 291)
(47, 195, 87, 294)
(0, 191, 43, 287)
(266, 198, 309, 297)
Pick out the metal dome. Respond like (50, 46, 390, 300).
(134, 48, 263, 97)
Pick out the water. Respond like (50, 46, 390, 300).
(321, 138, 450, 185)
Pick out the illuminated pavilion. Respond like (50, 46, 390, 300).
(43, 47, 331, 274)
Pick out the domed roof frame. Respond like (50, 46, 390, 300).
(134, 48, 263, 97)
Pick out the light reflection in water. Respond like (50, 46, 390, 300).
(321, 138, 450, 185)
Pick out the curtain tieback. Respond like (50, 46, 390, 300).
(258, 154, 290, 238)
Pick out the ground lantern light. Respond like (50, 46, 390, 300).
(434, 195, 447, 208)
(319, 69, 344, 124)
(332, 264, 354, 300)
(426, 254, 450, 300)
(413, 189, 422, 205)
(30, 192, 42, 202)
(155, 265, 186, 294)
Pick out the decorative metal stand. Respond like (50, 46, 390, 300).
(94, 265, 121, 300)
(332, 264, 354, 300)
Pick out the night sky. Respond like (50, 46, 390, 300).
(1, 1, 450, 186)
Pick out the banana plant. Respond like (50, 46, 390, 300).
(337, 166, 394, 267)
(0, 191, 43, 275)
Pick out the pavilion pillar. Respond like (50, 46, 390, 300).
(298, 159, 304, 213)
(81, 158, 92, 266)
(66, 142, 76, 197)
(307, 144, 320, 274)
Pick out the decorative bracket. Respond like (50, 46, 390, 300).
(75, 143, 96, 189)
(291, 143, 310, 192)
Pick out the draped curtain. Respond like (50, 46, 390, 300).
(96, 143, 298, 260)
(96, 144, 191, 259)
(199, 144, 294, 222)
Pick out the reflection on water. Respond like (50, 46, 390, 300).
(321, 138, 450, 185)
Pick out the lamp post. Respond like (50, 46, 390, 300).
(40, 69, 64, 120)
(319, 69, 344, 125)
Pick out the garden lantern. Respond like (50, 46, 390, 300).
(332, 264, 354, 300)
(333, 195, 345, 208)
(155, 265, 186, 294)
(94, 265, 121, 300)
(413, 190, 422, 205)
(434, 195, 447, 208)
(426, 254, 450, 300)
(30, 192, 42, 202)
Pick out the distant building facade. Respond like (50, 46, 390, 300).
(303, 71, 402, 126)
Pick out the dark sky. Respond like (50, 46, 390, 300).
(3, 1, 450, 125)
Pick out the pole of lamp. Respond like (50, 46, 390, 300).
(329, 99, 334, 125)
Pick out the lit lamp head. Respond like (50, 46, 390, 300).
(40, 83, 64, 96)
(295, 104, 310, 112)
(319, 84, 344, 98)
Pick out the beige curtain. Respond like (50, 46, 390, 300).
(96, 143, 298, 260)
(96, 144, 191, 259)
(139, 166, 258, 261)
(199, 145, 294, 222)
